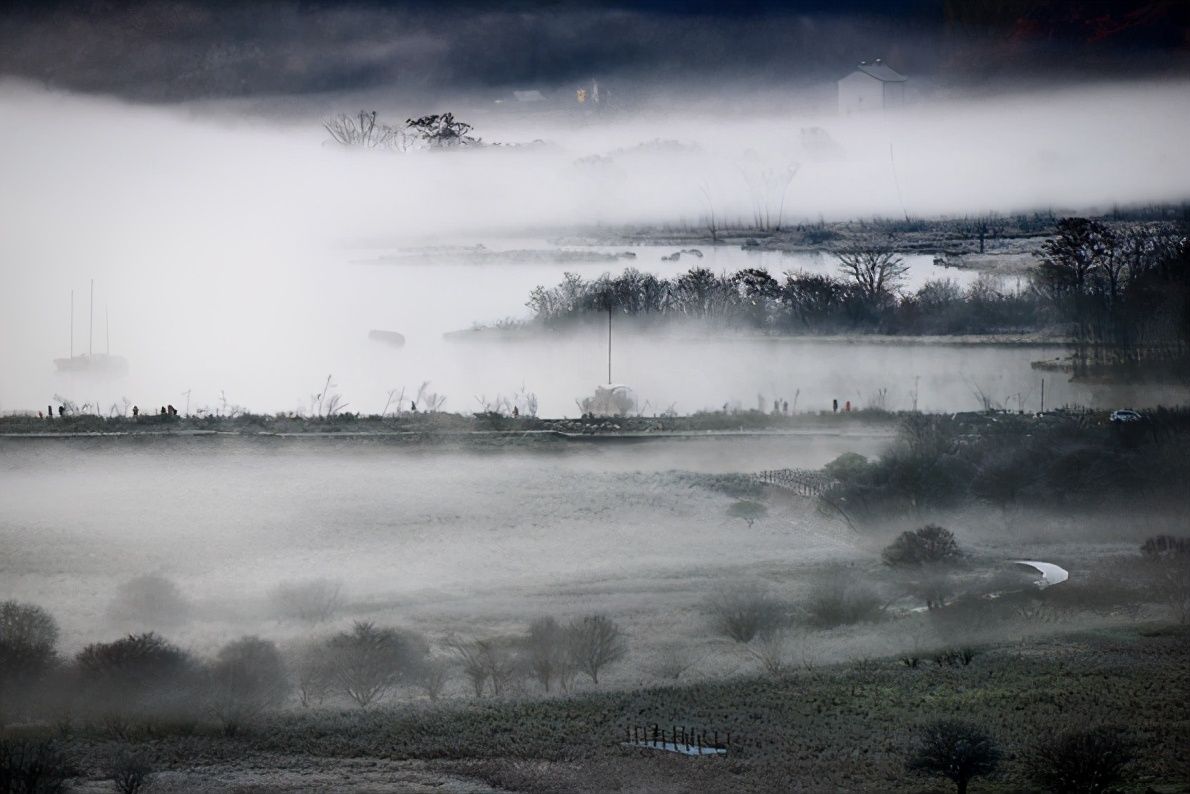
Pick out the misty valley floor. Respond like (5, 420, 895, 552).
(2, 434, 1188, 792)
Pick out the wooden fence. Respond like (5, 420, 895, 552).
(753, 468, 833, 498)
(622, 723, 730, 756)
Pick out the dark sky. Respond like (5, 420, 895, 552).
(0, 1, 1186, 102)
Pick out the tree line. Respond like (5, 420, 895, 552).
(1034, 218, 1189, 377)
(524, 221, 1189, 350)
(526, 248, 1039, 335)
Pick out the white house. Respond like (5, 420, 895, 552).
(837, 59, 906, 114)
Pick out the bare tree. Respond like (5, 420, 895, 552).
(325, 622, 428, 708)
(205, 636, 290, 735)
(835, 244, 909, 307)
(565, 615, 627, 685)
(907, 720, 1001, 794)
(525, 617, 569, 693)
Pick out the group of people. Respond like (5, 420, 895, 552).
(38, 403, 180, 418)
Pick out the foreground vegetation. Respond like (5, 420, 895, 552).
(3, 625, 1186, 792)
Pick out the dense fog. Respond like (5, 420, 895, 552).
(1, 78, 1189, 415)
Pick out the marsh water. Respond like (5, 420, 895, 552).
(11, 240, 1152, 418)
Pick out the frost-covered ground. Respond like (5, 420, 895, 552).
(0, 435, 882, 650)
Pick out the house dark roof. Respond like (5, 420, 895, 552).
(852, 60, 906, 82)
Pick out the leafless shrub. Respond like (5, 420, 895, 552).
(268, 579, 343, 624)
(802, 577, 885, 628)
(747, 630, 796, 677)
(448, 636, 521, 697)
(323, 110, 408, 150)
(290, 642, 335, 708)
(419, 657, 450, 702)
(705, 585, 789, 644)
(205, 636, 290, 735)
(650, 643, 701, 682)
(1025, 726, 1133, 794)
(106, 745, 153, 794)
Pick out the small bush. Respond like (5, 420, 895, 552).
(0, 737, 68, 793)
(705, 586, 788, 644)
(106, 575, 192, 629)
(106, 745, 153, 794)
(802, 579, 884, 628)
(883, 525, 962, 567)
(907, 719, 1001, 794)
(933, 647, 978, 667)
(726, 500, 768, 527)
(1026, 727, 1132, 794)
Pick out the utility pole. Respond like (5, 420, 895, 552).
(1040, 378, 1045, 413)
(607, 304, 612, 384)
(89, 279, 94, 357)
(70, 290, 74, 358)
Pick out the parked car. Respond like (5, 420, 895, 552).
(1110, 409, 1144, 423)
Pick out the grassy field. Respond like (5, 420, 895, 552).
(39, 623, 1188, 793)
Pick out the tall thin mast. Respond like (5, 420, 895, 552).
(106, 306, 110, 355)
(70, 290, 74, 358)
(89, 279, 94, 357)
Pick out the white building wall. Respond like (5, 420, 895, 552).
(837, 72, 884, 114)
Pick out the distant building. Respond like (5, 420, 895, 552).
(837, 59, 906, 114)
